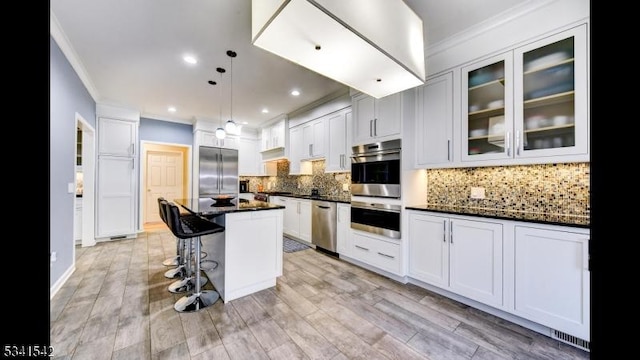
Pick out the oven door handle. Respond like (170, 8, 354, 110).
(351, 149, 400, 158)
(351, 204, 401, 213)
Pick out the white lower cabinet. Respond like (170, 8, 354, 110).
(407, 212, 503, 307)
(281, 197, 311, 243)
(407, 210, 590, 344)
(351, 231, 401, 275)
(336, 203, 351, 256)
(513, 225, 590, 341)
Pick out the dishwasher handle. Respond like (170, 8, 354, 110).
(317, 205, 331, 209)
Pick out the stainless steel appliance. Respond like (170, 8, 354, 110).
(350, 201, 401, 239)
(312, 200, 337, 253)
(239, 180, 249, 193)
(199, 146, 239, 199)
(351, 139, 401, 198)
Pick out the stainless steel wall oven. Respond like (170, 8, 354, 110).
(350, 139, 401, 198)
(350, 201, 401, 239)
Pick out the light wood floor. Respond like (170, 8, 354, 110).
(50, 228, 590, 360)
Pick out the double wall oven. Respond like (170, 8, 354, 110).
(350, 139, 402, 239)
(350, 139, 401, 198)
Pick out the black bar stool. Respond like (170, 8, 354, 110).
(163, 200, 224, 312)
(158, 197, 184, 267)
(157, 197, 208, 290)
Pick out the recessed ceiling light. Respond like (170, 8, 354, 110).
(183, 55, 198, 64)
(262, 108, 269, 114)
(241, 121, 248, 125)
(291, 90, 300, 96)
(168, 106, 177, 113)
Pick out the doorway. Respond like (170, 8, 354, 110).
(141, 142, 190, 230)
(75, 113, 96, 248)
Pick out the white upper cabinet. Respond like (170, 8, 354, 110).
(352, 92, 401, 145)
(462, 25, 588, 165)
(415, 72, 454, 168)
(288, 125, 310, 175)
(326, 108, 352, 172)
(98, 117, 137, 156)
(200, 131, 239, 149)
(462, 52, 514, 162)
(261, 117, 286, 152)
(301, 117, 326, 160)
(513, 25, 588, 160)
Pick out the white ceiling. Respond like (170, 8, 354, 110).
(50, 0, 529, 130)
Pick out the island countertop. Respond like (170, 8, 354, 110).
(174, 198, 284, 217)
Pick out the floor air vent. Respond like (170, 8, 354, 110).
(552, 330, 590, 352)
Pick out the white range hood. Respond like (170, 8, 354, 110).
(251, 0, 426, 99)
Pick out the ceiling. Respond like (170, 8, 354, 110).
(50, 0, 529, 130)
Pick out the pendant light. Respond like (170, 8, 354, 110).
(214, 67, 226, 139)
(224, 50, 238, 134)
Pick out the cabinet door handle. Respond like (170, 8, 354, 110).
(505, 132, 511, 157)
(447, 140, 451, 161)
(450, 220, 453, 244)
(355, 245, 369, 251)
(373, 119, 377, 136)
(377, 252, 395, 259)
(443, 220, 447, 242)
(516, 130, 521, 156)
(309, 144, 312, 156)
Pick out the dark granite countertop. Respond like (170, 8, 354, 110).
(405, 204, 589, 229)
(174, 198, 285, 218)
(275, 193, 351, 204)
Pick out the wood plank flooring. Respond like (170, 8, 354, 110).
(50, 228, 590, 360)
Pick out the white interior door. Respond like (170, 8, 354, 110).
(145, 150, 184, 224)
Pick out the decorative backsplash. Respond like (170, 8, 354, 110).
(425, 162, 590, 217)
(241, 160, 589, 218)
(240, 160, 351, 197)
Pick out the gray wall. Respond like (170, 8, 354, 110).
(140, 117, 193, 145)
(50, 35, 96, 288)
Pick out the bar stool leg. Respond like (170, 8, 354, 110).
(164, 238, 187, 279)
(168, 238, 207, 293)
(174, 236, 219, 312)
(162, 238, 183, 266)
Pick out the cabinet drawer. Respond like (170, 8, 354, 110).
(352, 232, 401, 274)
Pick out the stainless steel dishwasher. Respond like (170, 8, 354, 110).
(311, 200, 337, 253)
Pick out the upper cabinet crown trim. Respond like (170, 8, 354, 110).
(96, 103, 140, 122)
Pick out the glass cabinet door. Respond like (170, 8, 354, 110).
(514, 25, 588, 158)
(462, 52, 514, 161)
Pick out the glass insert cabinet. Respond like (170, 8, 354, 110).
(462, 25, 588, 162)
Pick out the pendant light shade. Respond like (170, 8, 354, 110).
(224, 50, 238, 134)
(214, 67, 227, 139)
(215, 127, 227, 139)
(251, 0, 426, 99)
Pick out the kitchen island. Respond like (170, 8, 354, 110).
(174, 198, 284, 303)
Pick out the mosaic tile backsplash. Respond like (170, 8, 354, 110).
(242, 160, 589, 218)
(425, 162, 590, 217)
(240, 160, 351, 197)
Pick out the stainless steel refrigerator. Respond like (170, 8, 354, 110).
(199, 146, 239, 198)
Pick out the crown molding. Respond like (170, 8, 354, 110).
(50, 10, 100, 102)
(425, 0, 556, 59)
(140, 113, 195, 125)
